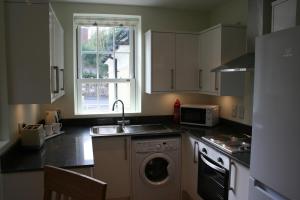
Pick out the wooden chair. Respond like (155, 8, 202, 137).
(44, 165, 107, 200)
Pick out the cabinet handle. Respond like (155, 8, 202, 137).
(193, 141, 199, 163)
(214, 72, 219, 91)
(229, 162, 237, 194)
(60, 69, 64, 91)
(198, 69, 202, 89)
(171, 69, 174, 90)
(52, 66, 59, 94)
(124, 138, 128, 160)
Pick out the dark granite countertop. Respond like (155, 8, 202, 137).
(0, 126, 94, 173)
(0, 117, 251, 173)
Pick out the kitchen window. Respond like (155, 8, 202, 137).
(74, 14, 141, 115)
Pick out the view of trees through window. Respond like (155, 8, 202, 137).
(78, 25, 134, 113)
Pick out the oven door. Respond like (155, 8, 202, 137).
(198, 153, 229, 200)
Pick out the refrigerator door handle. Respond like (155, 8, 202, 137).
(254, 180, 287, 200)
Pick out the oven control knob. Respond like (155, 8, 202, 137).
(217, 157, 224, 165)
(201, 148, 207, 154)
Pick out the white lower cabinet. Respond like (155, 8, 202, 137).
(2, 167, 92, 200)
(228, 160, 250, 200)
(181, 134, 203, 200)
(92, 137, 131, 200)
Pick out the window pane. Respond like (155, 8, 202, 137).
(98, 54, 113, 79)
(115, 52, 130, 78)
(115, 27, 130, 53)
(81, 26, 97, 52)
(82, 54, 96, 78)
(115, 82, 131, 112)
(98, 27, 114, 52)
(80, 82, 131, 113)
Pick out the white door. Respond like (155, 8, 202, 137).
(228, 161, 250, 200)
(92, 137, 130, 199)
(151, 32, 176, 92)
(181, 134, 203, 200)
(175, 33, 200, 91)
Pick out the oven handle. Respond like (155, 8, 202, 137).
(200, 154, 226, 174)
(229, 162, 237, 193)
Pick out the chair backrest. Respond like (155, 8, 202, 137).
(44, 165, 107, 200)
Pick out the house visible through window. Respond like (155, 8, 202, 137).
(74, 14, 141, 114)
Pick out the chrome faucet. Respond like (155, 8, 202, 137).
(112, 100, 130, 132)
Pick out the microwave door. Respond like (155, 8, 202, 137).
(181, 108, 206, 124)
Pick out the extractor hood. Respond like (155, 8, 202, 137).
(212, 0, 272, 72)
(211, 53, 255, 72)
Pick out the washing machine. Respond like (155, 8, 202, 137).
(131, 136, 181, 200)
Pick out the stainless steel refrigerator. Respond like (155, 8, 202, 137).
(249, 26, 300, 200)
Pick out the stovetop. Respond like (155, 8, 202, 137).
(202, 134, 251, 154)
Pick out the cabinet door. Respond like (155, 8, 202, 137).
(151, 32, 176, 92)
(272, 0, 298, 32)
(181, 134, 203, 200)
(198, 32, 210, 93)
(50, 8, 59, 101)
(50, 9, 65, 101)
(175, 33, 200, 91)
(228, 161, 250, 200)
(199, 28, 221, 95)
(57, 19, 65, 96)
(92, 137, 131, 199)
(208, 28, 222, 94)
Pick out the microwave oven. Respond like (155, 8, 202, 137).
(180, 104, 219, 127)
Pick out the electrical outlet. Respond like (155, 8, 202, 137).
(231, 105, 237, 118)
(18, 122, 25, 134)
(238, 105, 244, 119)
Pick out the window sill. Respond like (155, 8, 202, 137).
(74, 111, 142, 117)
(0, 140, 10, 156)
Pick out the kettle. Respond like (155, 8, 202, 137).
(45, 110, 60, 124)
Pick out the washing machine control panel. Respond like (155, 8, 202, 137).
(135, 139, 179, 153)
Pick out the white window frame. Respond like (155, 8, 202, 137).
(73, 14, 141, 115)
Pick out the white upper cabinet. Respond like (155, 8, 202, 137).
(145, 31, 176, 93)
(198, 24, 246, 96)
(175, 33, 200, 91)
(145, 25, 246, 96)
(6, 3, 64, 104)
(145, 31, 200, 93)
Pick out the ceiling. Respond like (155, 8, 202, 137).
(51, 0, 227, 11)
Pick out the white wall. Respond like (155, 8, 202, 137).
(40, 2, 253, 125)
(209, 0, 248, 26)
(41, 2, 212, 118)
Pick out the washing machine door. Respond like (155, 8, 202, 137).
(140, 153, 175, 186)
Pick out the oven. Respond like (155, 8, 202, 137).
(197, 142, 230, 200)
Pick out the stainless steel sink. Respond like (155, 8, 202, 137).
(90, 124, 172, 136)
(91, 125, 124, 135)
